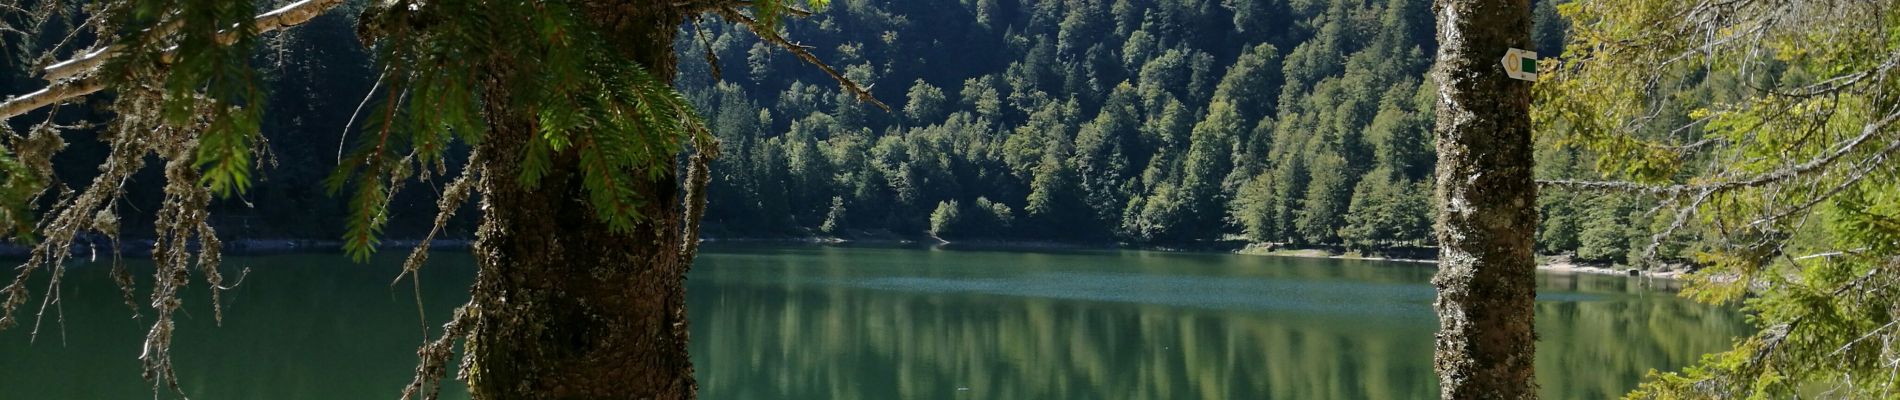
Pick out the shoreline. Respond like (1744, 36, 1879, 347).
(708, 236, 1688, 280)
(4, 235, 1687, 280)
(1235, 247, 1685, 280)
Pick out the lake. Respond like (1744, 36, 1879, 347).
(0, 244, 1748, 399)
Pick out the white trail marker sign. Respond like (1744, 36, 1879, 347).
(1503, 48, 1538, 82)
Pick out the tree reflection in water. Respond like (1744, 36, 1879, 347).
(0, 246, 1747, 399)
(689, 245, 1751, 400)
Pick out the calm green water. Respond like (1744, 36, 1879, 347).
(0, 244, 1748, 399)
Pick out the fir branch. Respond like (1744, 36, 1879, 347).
(577, 132, 644, 232)
(681, 0, 820, 17)
(332, 76, 405, 261)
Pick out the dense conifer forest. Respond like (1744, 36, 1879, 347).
(678, 0, 1449, 248)
(675, 0, 1678, 263)
(4, 0, 1710, 265)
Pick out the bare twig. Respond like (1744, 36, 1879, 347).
(395, 151, 481, 285)
(40, 0, 344, 82)
(714, 6, 892, 112)
(0, 77, 106, 121)
(400, 302, 474, 400)
(682, 0, 815, 17)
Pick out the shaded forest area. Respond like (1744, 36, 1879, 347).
(1, 7, 444, 243)
(3, 0, 1718, 265)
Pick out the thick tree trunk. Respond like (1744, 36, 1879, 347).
(464, 5, 697, 400)
(1429, 0, 1537, 398)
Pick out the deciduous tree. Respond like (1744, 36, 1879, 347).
(1542, 0, 1900, 396)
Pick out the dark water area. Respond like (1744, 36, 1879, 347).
(0, 244, 1748, 399)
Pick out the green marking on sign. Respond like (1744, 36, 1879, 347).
(1503, 48, 1539, 82)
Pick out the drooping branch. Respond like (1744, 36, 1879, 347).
(0, 0, 347, 121)
(0, 119, 153, 333)
(714, 6, 891, 112)
(679, 135, 717, 266)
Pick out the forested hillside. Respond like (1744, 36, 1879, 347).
(5, 0, 1710, 264)
(677, 0, 1606, 255)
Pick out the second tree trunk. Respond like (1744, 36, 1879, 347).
(1429, 0, 1539, 398)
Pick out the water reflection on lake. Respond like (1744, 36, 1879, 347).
(689, 245, 1748, 400)
(0, 244, 1748, 399)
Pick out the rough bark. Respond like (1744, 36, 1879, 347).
(463, 5, 697, 399)
(1429, 0, 1538, 398)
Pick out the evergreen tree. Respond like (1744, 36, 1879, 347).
(1526, 4, 1900, 396)
(1339, 170, 1431, 251)
(1025, 152, 1087, 236)
(1180, 101, 1242, 235)
(786, 115, 836, 226)
(1296, 153, 1350, 244)
(821, 196, 849, 234)
(1212, 44, 1285, 122)
(1231, 174, 1277, 242)
(1574, 196, 1634, 264)
(1072, 83, 1142, 231)
(905, 79, 949, 124)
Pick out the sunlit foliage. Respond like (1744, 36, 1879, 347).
(1539, 0, 1900, 396)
